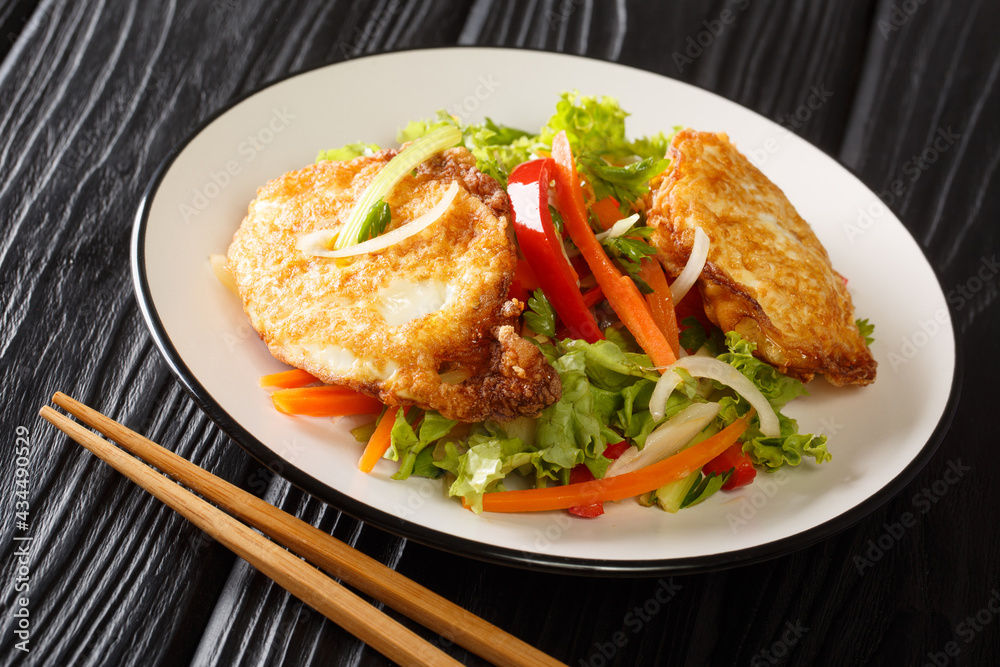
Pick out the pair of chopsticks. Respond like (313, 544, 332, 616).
(40, 393, 565, 667)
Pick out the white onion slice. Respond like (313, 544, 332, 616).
(606, 402, 722, 478)
(649, 355, 780, 437)
(669, 226, 709, 303)
(298, 182, 459, 259)
(594, 213, 640, 241)
(209, 254, 238, 296)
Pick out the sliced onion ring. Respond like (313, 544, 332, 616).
(298, 181, 459, 259)
(606, 402, 722, 478)
(669, 226, 709, 303)
(649, 355, 780, 437)
(594, 213, 640, 241)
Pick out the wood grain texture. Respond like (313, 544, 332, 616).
(1, 1, 997, 666)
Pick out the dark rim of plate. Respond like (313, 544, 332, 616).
(131, 46, 963, 577)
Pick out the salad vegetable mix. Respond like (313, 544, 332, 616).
(265, 92, 861, 517)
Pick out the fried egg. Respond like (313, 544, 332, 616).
(228, 147, 561, 421)
(647, 129, 877, 386)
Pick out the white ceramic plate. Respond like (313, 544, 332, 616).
(133, 48, 958, 574)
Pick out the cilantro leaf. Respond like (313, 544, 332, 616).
(523, 289, 556, 337)
(578, 156, 670, 210)
(600, 225, 658, 290)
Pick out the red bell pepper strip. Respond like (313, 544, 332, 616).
(514, 259, 541, 291)
(702, 443, 757, 490)
(581, 285, 604, 308)
(567, 465, 604, 517)
(508, 158, 603, 343)
(602, 441, 631, 460)
(674, 286, 712, 337)
(567, 442, 640, 517)
(549, 131, 677, 368)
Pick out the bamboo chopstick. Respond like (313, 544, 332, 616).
(43, 393, 565, 667)
(39, 405, 460, 667)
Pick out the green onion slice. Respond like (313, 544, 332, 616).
(334, 125, 462, 251)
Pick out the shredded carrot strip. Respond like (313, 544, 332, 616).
(591, 196, 622, 230)
(358, 406, 402, 473)
(637, 259, 681, 358)
(270, 386, 382, 417)
(480, 416, 748, 512)
(549, 131, 677, 368)
(258, 369, 319, 389)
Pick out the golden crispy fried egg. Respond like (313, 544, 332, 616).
(228, 147, 561, 422)
(647, 129, 876, 386)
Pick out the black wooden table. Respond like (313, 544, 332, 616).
(2, 1, 997, 665)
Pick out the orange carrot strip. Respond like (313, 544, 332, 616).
(638, 259, 681, 358)
(591, 196, 622, 230)
(549, 131, 677, 368)
(270, 386, 383, 417)
(480, 416, 749, 512)
(258, 369, 319, 389)
(358, 406, 402, 473)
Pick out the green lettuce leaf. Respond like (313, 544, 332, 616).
(435, 435, 535, 513)
(709, 333, 831, 469)
(390, 409, 458, 481)
(316, 142, 380, 162)
(538, 91, 670, 163)
(716, 331, 807, 410)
